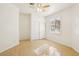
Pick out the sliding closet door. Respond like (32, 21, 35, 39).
(31, 13, 45, 40)
(19, 13, 30, 40)
(39, 20, 45, 39)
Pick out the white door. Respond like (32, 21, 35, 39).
(31, 22, 40, 40)
(39, 21, 45, 39)
(19, 13, 30, 40)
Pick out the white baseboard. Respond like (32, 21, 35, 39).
(0, 42, 19, 53)
(72, 47, 79, 53)
(47, 38, 72, 48)
(47, 38, 79, 53)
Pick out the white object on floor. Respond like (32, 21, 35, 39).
(34, 44, 60, 56)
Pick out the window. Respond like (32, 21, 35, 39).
(51, 17, 61, 33)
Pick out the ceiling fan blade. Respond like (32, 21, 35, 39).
(43, 5, 50, 8)
(29, 3, 35, 5)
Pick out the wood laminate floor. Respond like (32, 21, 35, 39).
(0, 39, 79, 56)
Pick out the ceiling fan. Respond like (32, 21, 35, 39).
(29, 3, 50, 12)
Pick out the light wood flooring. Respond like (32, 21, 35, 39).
(0, 39, 79, 56)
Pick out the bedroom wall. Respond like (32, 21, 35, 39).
(72, 4, 79, 52)
(45, 6, 73, 47)
(45, 4, 79, 53)
(0, 4, 19, 53)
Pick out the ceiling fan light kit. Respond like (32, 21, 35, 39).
(29, 3, 50, 12)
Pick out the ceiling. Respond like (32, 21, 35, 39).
(13, 3, 73, 16)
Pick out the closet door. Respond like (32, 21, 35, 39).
(31, 13, 45, 40)
(39, 22, 45, 39)
(31, 22, 40, 40)
(19, 13, 30, 40)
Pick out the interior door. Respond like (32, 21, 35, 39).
(39, 21, 45, 39)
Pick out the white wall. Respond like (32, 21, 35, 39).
(19, 13, 30, 40)
(72, 4, 79, 52)
(46, 4, 79, 53)
(0, 4, 19, 53)
(45, 7, 73, 47)
(31, 12, 45, 40)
